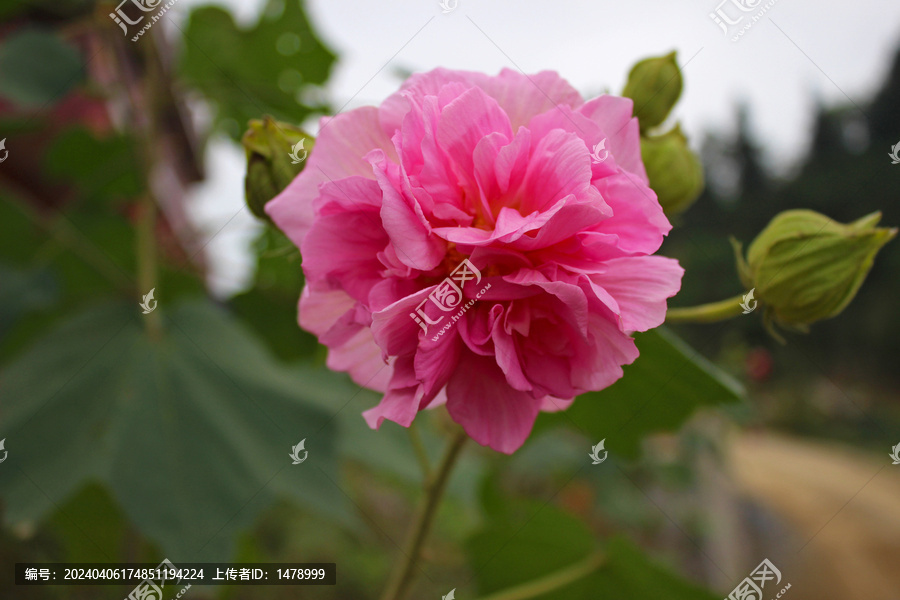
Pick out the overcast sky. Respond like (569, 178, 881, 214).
(176, 0, 900, 295)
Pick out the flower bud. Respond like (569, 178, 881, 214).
(733, 210, 896, 334)
(242, 116, 313, 220)
(641, 124, 703, 215)
(622, 51, 682, 132)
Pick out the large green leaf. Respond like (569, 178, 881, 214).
(535, 327, 743, 458)
(0, 28, 84, 108)
(467, 495, 717, 600)
(179, 0, 336, 138)
(0, 300, 357, 560)
(44, 128, 143, 204)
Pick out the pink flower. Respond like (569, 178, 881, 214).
(267, 68, 683, 454)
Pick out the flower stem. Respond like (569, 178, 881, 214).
(665, 294, 747, 323)
(380, 428, 468, 600)
(408, 422, 432, 481)
(474, 552, 606, 600)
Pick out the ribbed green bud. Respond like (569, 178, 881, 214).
(641, 124, 704, 215)
(622, 51, 683, 132)
(733, 210, 896, 334)
(242, 116, 313, 221)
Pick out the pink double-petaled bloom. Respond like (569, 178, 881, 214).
(267, 68, 683, 453)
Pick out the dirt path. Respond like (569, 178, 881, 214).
(729, 433, 900, 600)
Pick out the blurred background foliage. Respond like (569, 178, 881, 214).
(0, 1, 898, 599)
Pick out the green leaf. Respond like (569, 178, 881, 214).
(44, 128, 143, 204)
(466, 499, 596, 597)
(535, 328, 743, 458)
(0, 263, 58, 336)
(467, 490, 717, 600)
(0, 300, 356, 560)
(179, 0, 336, 138)
(0, 28, 84, 108)
(587, 537, 719, 600)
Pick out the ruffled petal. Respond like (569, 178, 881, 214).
(266, 107, 396, 247)
(446, 352, 543, 454)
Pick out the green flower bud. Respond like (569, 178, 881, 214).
(242, 116, 313, 221)
(641, 124, 704, 215)
(622, 51, 683, 132)
(733, 210, 896, 335)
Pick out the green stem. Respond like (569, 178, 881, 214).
(136, 196, 161, 340)
(475, 552, 606, 600)
(408, 422, 432, 481)
(666, 294, 747, 323)
(380, 429, 468, 600)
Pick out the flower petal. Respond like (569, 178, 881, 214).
(266, 107, 396, 247)
(446, 352, 543, 454)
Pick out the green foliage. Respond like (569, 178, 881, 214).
(0, 301, 356, 560)
(535, 328, 743, 458)
(180, 0, 336, 139)
(44, 128, 143, 205)
(0, 28, 84, 108)
(0, 263, 58, 337)
(467, 489, 717, 599)
(229, 226, 319, 361)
